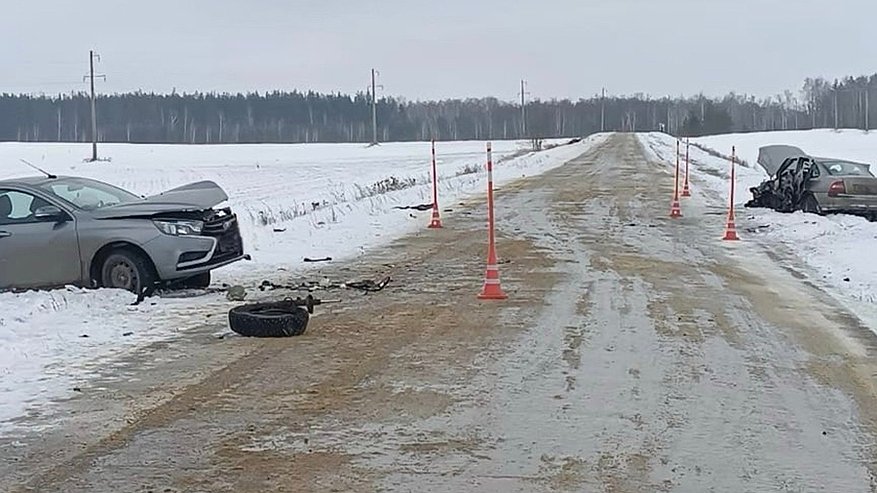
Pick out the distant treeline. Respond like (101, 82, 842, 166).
(2, 75, 876, 143)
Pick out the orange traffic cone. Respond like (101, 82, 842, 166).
(478, 142, 508, 300)
(681, 180, 691, 198)
(670, 198, 683, 218)
(428, 207, 443, 229)
(478, 248, 508, 300)
(723, 146, 740, 241)
(723, 213, 740, 241)
(670, 139, 683, 218)
(427, 140, 443, 229)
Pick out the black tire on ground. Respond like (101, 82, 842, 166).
(101, 249, 157, 294)
(228, 301, 310, 337)
(168, 272, 211, 290)
(801, 193, 822, 215)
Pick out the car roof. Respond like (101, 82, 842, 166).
(0, 175, 90, 187)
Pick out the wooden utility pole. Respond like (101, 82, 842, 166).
(520, 79, 527, 138)
(865, 89, 870, 131)
(834, 87, 839, 130)
(371, 69, 378, 145)
(84, 50, 105, 161)
(601, 88, 606, 132)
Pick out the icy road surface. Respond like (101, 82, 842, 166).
(3, 134, 877, 492)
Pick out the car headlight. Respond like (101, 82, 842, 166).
(153, 219, 204, 236)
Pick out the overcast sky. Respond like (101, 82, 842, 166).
(1, 0, 874, 101)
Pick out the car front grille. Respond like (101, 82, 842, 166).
(202, 208, 244, 263)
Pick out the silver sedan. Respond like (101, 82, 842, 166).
(0, 176, 247, 293)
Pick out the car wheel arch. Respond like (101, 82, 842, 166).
(89, 241, 158, 287)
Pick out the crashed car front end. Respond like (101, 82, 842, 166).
(146, 207, 245, 276)
(746, 181, 784, 211)
(90, 180, 248, 282)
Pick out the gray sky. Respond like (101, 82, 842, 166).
(2, 0, 874, 101)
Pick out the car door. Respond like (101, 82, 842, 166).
(0, 188, 81, 290)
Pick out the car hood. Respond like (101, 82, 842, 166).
(757, 145, 808, 176)
(92, 181, 229, 219)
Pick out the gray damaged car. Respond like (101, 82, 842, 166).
(746, 145, 877, 219)
(0, 175, 247, 293)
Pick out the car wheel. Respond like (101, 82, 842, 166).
(228, 301, 310, 337)
(101, 250, 156, 293)
(801, 194, 822, 215)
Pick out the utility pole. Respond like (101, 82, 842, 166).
(520, 79, 528, 138)
(834, 87, 839, 130)
(667, 106, 672, 135)
(601, 88, 606, 132)
(84, 50, 106, 161)
(865, 89, 870, 131)
(370, 69, 379, 146)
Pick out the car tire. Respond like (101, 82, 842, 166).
(169, 272, 211, 290)
(101, 249, 157, 294)
(801, 194, 822, 215)
(228, 300, 310, 338)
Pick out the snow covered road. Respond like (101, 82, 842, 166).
(0, 138, 594, 435)
(3, 134, 877, 492)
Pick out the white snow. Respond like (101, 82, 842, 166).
(0, 136, 605, 433)
(640, 130, 877, 328)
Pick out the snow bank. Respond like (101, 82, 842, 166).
(640, 131, 877, 329)
(0, 136, 603, 433)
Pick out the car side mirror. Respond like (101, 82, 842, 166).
(34, 205, 68, 223)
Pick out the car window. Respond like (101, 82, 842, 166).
(819, 160, 875, 177)
(39, 179, 140, 211)
(0, 189, 54, 226)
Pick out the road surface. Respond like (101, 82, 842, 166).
(3, 134, 877, 492)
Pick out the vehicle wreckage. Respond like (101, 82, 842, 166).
(746, 145, 877, 220)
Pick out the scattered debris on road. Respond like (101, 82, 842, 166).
(226, 286, 248, 301)
(393, 203, 433, 211)
(304, 257, 333, 263)
(259, 276, 392, 293)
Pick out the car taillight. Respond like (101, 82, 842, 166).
(828, 180, 846, 197)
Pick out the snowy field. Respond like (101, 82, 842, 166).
(0, 136, 604, 434)
(640, 129, 877, 328)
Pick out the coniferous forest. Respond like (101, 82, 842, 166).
(2, 75, 875, 144)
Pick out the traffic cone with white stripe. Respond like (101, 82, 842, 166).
(670, 197, 683, 218)
(670, 139, 683, 218)
(723, 212, 740, 241)
(478, 142, 508, 300)
(723, 146, 741, 241)
(427, 140, 443, 229)
(479, 245, 508, 300)
(428, 208, 443, 229)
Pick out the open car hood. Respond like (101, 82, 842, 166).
(92, 181, 229, 219)
(757, 145, 807, 176)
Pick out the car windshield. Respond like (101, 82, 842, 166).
(820, 160, 874, 177)
(38, 178, 141, 211)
